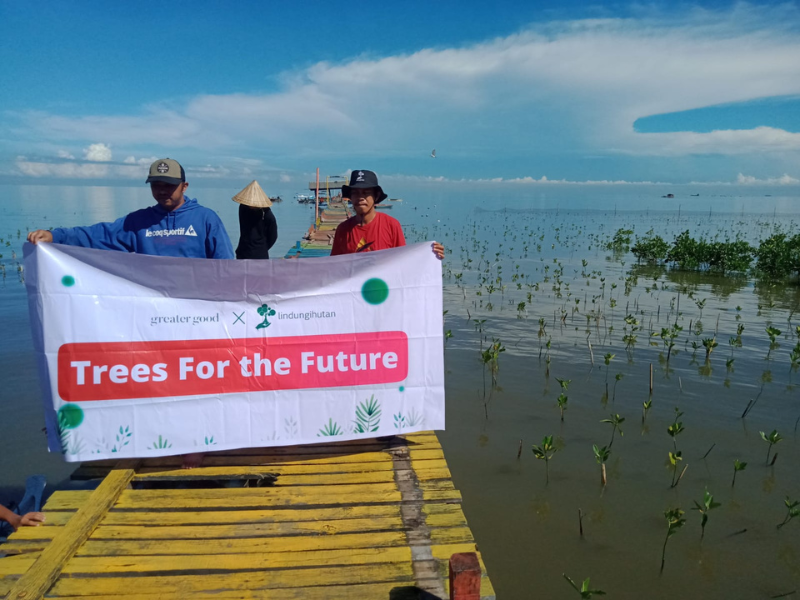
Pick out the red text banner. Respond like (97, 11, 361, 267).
(58, 331, 409, 402)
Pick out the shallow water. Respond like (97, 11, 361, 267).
(1, 182, 800, 598)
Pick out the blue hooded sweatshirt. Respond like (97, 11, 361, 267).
(51, 197, 234, 259)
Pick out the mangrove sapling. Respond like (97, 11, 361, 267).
(612, 373, 623, 403)
(777, 497, 800, 530)
(692, 489, 721, 540)
(555, 378, 571, 421)
(760, 430, 783, 465)
(593, 444, 611, 486)
(601, 413, 625, 447)
(702, 337, 718, 360)
(532, 435, 558, 484)
(563, 574, 606, 598)
(668, 409, 686, 488)
(661, 508, 686, 573)
(731, 460, 747, 487)
(766, 326, 781, 359)
(603, 352, 615, 382)
(642, 397, 653, 424)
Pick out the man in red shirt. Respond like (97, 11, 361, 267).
(331, 169, 444, 258)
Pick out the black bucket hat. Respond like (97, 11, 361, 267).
(342, 170, 388, 203)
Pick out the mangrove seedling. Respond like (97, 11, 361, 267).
(557, 393, 568, 421)
(731, 459, 747, 488)
(532, 435, 558, 484)
(777, 497, 800, 530)
(642, 397, 652, 424)
(593, 444, 611, 486)
(601, 413, 625, 447)
(668, 409, 686, 487)
(563, 574, 606, 598)
(661, 508, 686, 573)
(603, 353, 615, 383)
(766, 326, 781, 359)
(668, 450, 683, 488)
(702, 337, 718, 359)
(692, 489, 721, 540)
(481, 337, 505, 389)
(760, 429, 783, 465)
(555, 378, 571, 421)
(612, 373, 623, 402)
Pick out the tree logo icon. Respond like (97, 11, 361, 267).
(256, 304, 276, 330)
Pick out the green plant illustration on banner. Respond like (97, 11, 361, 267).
(256, 304, 276, 330)
(284, 416, 298, 437)
(148, 435, 172, 450)
(354, 395, 382, 433)
(318, 418, 343, 437)
(204, 436, 216, 446)
(394, 413, 406, 430)
(112, 426, 132, 453)
(57, 404, 85, 455)
(393, 407, 424, 431)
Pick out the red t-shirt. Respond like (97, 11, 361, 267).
(330, 212, 406, 255)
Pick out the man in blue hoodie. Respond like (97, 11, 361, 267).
(27, 158, 233, 469)
(27, 158, 234, 259)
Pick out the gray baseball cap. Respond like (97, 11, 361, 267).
(146, 159, 185, 185)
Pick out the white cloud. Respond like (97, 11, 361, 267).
(83, 143, 112, 162)
(56, 149, 75, 159)
(736, 172, 800, 185)
(124, 155, 158, 166)
(280, 174, 291, 183)
(15, 161, 120, 179)
(5, 5, 800, 180)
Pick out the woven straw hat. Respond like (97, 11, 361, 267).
(232, 180, 272, 208)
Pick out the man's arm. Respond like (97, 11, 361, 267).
(28, 218, 135, 251)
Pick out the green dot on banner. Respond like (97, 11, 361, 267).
(57, 404, 84, 429)
(361, 278, 389, 305)
(62, 275, 75, 287)
(399, 386, 405, 392)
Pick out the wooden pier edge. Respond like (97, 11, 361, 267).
(1, 435, 495, 600)
(5, 460, 140, 600)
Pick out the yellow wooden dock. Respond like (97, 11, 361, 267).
(0, 432, 494, 599)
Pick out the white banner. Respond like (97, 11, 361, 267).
(24, 242, 444, 462)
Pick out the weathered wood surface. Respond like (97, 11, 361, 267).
(0, 432, 494, 599)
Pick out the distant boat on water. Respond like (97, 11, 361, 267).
(662, 193, 675, 198)
(389, 198, 403, 202)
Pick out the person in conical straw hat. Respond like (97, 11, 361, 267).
(233, 180, 278, 259)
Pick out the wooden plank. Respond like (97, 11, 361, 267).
(65, 544, 478, 577)
(15, 498, 465, 530)
(14, 504, 466, 541)
(65, 526, 475, 557)
(49, 563, 417, 595)
(132, 457, 450, 480)
(71, 448, 446, 479)
(5, 462, 138, 600)
(43, 483, 459, 511)
(11, 506, 469, 543)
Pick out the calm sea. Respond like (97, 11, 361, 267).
(1, 181, 798, 598)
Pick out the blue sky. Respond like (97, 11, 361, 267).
(2, 1, 800, 187)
